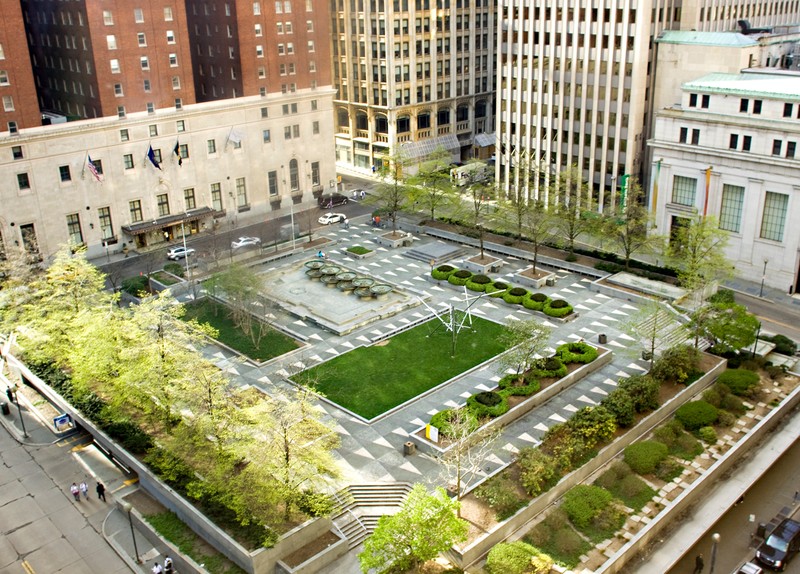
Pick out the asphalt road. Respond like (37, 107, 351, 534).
(734, 292, 800, 343)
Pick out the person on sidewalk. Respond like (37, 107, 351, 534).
(70, 483, 80, 502)
(79, 480, 89, 499)
(96, 481, 106, 502)
(151, 561, 163, 574)
(693, 553, 704, 573)
(163, 555, 174, 573)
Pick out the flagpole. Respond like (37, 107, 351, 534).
(81, 151, 88, 179)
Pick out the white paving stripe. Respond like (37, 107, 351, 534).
(399, 461, 423, 475)
(549, 413, 567, 423)
(353, 447, 374, 459)
(518, 432, 539, 444)
(577, 395, 597, 404)
(503, 443, 520, 454)
(534, 422, 549, 432)
(590, 386, 609, 396)
(564, 404, 578, 412)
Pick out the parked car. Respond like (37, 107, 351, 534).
(231, 236, 261, 249)
(318, 212, 346, 225)
(166, 246, 195, 260)
(318, 193, 348, 208)
(735, 562, 763, 574)
(756, 519, 800, 571)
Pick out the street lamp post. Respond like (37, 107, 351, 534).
(121, 502, 140, 563)
(709, 532, 721, 574)
(759, 258, 769, 297)
(290, 200, 296, 251)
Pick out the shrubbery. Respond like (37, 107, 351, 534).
(717, 369, 760, 396)
(624, 440, 669, 474)
(121, 275, 149, 296)
(431, 264, 455, 281)
(163, 262, 185, 277)
(498, 374, 541, 396)
(429, 408, 479, 438)
(618, 374, 660, 412)
(595, 462, 656, 511)
(698, 426, 717, 444)
(561, 484, 614, 530)
(486, 541, 552, 574)
(448, 269, 473, 286)
(523, 294, 548, 311)
(474, 473, 527, 520)
(466, 274, 492, 292)
(503, 287, 529, 305)
(543, 299, 574, 318)
(602, 388, 636, 427)
(518, 448, 557, 497)
(652, 419, 703, 460)
(762, 334, 797, 355)
(702, 383, 745, 415)
(530, 356, 568, 379)
(650, 344, 702, 384)
(467, 391, 509, 418)
(675, 400, 718, 430)
(556, 342, 599, 364)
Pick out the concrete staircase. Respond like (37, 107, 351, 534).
(634, 306, 710, 353)
(331, 483, 413, 550)
(405, 244, 467, 265)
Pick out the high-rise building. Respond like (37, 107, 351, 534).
(0, 2, 41, 132)
(495, 0, 800, 209)
(330, 0, 496, 173)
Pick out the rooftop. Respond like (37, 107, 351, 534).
(682, 72, 800, 100)
(657, 30, 759, 47)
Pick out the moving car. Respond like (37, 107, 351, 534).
(756, 518, 800, 571)
(166, 246, 195, 260)
(318, 213, 346, 225)
(735, 562, 763, 574)
(318, 193, 348, 208)
(231, 236, 261, 249)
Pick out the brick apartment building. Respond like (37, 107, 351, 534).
(0, 2, 41, 132)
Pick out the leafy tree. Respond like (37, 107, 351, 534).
(455, 160, 496, 259)
(359, 484, 468, 573)
(524, 199, 558, 274)
(553, 165, 597, 256)
(601, 178, 664, 271)
(668, 215, 732, 301)
(407, 146, 458, 222)
(206, 264, 272, 347)
(498, 319, 552, 383)
(700, 301, 760, 354)
(373, 150, 413, 236)
(624, 300, 684, 369)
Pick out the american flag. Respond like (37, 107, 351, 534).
(86, 155, 102, 182)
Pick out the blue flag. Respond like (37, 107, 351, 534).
(147, 145, 162, 170)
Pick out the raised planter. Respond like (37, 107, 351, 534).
(462, 255, 503, 275)
(375, 231, 413, 248)
(515, 267, 556, 289)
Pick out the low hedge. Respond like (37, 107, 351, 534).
(523, 294, 549, 311)
(467, 390, 510, 418)
(498, 373, 541, 396)
(543, 299, 574, 318)
(556, 342, 599, 364)
(431, 264, 456, 281)
(530, 356, 568, 379)
(448, 269, 473, 286)
(429, 408, 479, 438)
(717, 368, 760, 396)
(503, 287, 528, 305)
(466, 274, 492, 292)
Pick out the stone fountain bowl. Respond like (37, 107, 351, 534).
(305, 260, 325, 270)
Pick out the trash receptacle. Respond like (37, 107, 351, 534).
(598, 334, 607, 344)
(545, 277, 556, 286)
(1, 402, 9, 416)
(404, 441, 416, 455)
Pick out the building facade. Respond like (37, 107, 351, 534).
(0, 2, 42, 132)
(0, 92, 336, 262)
(330, 0, 496, 174)
(494, 0, 800, 209)
(649, 72, 800, 292)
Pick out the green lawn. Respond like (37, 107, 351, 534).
(295, 317, 508, 419)
(182, 299, 300, 362)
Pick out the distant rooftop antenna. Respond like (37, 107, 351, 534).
(419, 287, 485, 357)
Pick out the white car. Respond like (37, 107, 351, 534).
(231, 236, 261, 249)
(318, 213, 346, 225)
(166, 246, 195, 260)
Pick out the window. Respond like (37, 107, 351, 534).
(156, 193, 170, 216)
(772, 140, 783, 156)
(184, 188, 196, 210)
(286, 22, 293, 33)
(279, 64, 287, 75)
(123, 154, 134, 169)
(114, 83, 123, 96)
(152, 148, 162, 163)
(691, 129, 700, 145)
(753, 99, 762, 114)
(740, 98, 749, 113)
(177, 120, 185, 132)
(236, 177, 248, 207)
(282, 103, 298, 114)
(66, 214, 83, 245)
(211, 183, 222, 210)
(308, 40, 315, 52)
(719, 184, 744, 233)
(255, 24, 263, 36)
(262, 129, 271, 143)
(287, 43, 294, 54)
(3, 95, 14, 112)
(311, 161, 320, 185)
(701, 94, 710, 108)
(284, 126, 292, 139)
(59, 165, 71, 182)
(129, 200, 143, 223)
(787, 142, 796, 159)
(275, 0, 282, 12)
(172, 76, 181, 89)
(254, 1, 262, 14)
(0, 70, 7, 85)
(17, 173, 30, 190)
(140, 56, 149, 70)
(277, 22, 284, 34)
(729, 134, 738, 149)
(743, 135, 752, 151)
(307, 20, 314, 31)
(760, 192, 789, 242)
(98, 207, 113, 240)
(7, 122, 15, 135)
(12, 145, 22, 159)
(689, 93, 697, 107)
(164, 7, 174, 20)
(312, 121, 320, 134)
(177, 144, 188, 160)
(110, 59, 120, 73)
(278, 44, 285, 55)
(258, 66, 266, 78)
(134, 8, 144, 23)
(256, 45, 264, 57)
(260, 107, 269, 118)
(284, 1, 292, 12)
(289, 159, 299, 190)
(671, 175, 696, 206)
(149, 124, 158, 137)
(143, 79, 151, 92)
(679, 127, 688, 144)
(166, 30, 175, 44)
(784, 103, 793, 118)
(103, 10, 114, 25)
(137, 32, 146, 46)
(207, 139, 217, 154)
(288, 63, 296, 74)
(268, 170, 279, 195)
(106, 35, 117, 50)
(91, 159, 103, 175)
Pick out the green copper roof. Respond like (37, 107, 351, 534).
(657, 30, 759, 47)
(682, 72, 800, 99)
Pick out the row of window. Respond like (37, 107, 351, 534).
(679, 127, 799, 159)
(254, 0, 316, 15)
(102, 8, 175, 26)
(687, 92, 800, 120)
(114, 76, 181, 97)
(110, 54, 179, 74)
(106, 31, 175, 51)
(671, 176, 789, 242)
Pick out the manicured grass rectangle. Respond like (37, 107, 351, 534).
(295, 317, 508, 419)
(182, 299, 300, 362)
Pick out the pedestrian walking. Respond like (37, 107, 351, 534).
(343, 218, 349, 229)
(79, 481, 89, 499)
(70, 482, 80, 502)
(360, 189, 366, 199)
(693, 553, 704, 573)
(151, 561, 164, 574)
(96, 481, 106, 502)
(164, 555, 174, 574)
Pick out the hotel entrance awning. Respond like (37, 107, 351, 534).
(121, 206, 218, 235)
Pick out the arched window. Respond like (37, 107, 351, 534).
(437, 108, 450, 126)
(356, 112, 368, 130)
(289, 159, 299, 190)
(456, 104, 469, 122)
(417, 112, 431, 129)
(375, 114, 388, 133)
(397, 116, 410, 133)
(337, 109, 349, 130)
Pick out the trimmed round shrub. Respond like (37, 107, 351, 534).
(467, 391, 509, 418)
(522, 294, 548, 311)
(602, 388, 636, 427)
(717, 368, 760, 396)
(698, 426, 717, 444)
(530, 292, 548, 302)
(429, 408, 478, 438)
(543, 299, 574, 318)
(498, 373, 540, 396)
(447, 269, 473, 286)
(503, 287, 529, 305)
(466, 274, 492, 292)
(431, 264, 456, 281)
(562, 484, 613, 530)
(530, 356, 568, 379)
(618, 374, 660, 413)
(624, 440, 669, 475)
(487, 281, 509, 297)
(556, 341, 599, 364)
(675, 400, 719, 430)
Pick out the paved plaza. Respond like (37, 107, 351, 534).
(190, 218, 652, 490)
